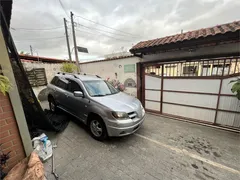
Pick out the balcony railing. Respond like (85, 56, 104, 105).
(145, 57, 240, 77)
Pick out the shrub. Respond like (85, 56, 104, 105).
(230, 78, 240, 100)
(0, 75, 11, 96)
(60, 63, 78, 73)
(0, 144, 10, 179)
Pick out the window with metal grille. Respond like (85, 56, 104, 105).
(144, 57, 239, 77)
(183, 66, 197, 74)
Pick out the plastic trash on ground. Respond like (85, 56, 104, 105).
(32, 133, 53, 161)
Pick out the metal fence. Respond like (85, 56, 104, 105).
(142, 56, 240, 129)
(144, 56, 240, 77)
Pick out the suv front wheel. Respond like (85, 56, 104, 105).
(89, 118, 107, 141)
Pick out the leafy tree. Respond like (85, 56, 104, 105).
(0, 75, 11, 95)
(19, 51, 30, 55)
(60, 63, 78, 73)
(230, 78, 240, 100)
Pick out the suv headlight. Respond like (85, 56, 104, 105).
(112, 111, 129, 119)
(141, 104, 145, 115)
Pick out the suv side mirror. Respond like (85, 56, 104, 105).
(74, 91, 83, 97)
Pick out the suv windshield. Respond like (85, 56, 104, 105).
(83, 80, 119, 97)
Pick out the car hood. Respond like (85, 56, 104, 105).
(91, 92, 141, 112)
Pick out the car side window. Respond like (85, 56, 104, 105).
(56, 78, 68, 90)
(51, 76, 59, 85)
(67, 79, 82, 93)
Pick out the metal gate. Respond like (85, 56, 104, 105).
(142, 57, 240, 129)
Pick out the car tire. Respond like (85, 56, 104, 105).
(48, 97, 58, 113)
(89, 118, 107, 141)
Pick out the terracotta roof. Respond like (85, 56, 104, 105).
(80, 55, 134, 64)
(130, 21, 240, 52)
(20, 54, 69, 63)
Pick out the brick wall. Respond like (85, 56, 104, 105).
(0, 92, 26, 172)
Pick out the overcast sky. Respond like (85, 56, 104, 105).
(10, 0, 240, 61)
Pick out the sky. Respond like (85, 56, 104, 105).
(10, 0, 240, 61)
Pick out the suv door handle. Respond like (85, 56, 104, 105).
(65, 93, 69, 98)
(53, 88, 56, 92)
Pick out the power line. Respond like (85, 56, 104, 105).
(74, 14, 141, 38)
(74, 21, 136, 38)
(75, 28, 98, 36)
(74, 22, 132, 41)
(15, 36, 65, 42)
(75, 27, 131, 42)
(58, 0, 70, 18)
(11, 26, 64, 31)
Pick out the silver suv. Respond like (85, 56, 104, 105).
(47, 73, 145, 140)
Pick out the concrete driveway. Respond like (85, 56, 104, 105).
(44, 113, 240, 180)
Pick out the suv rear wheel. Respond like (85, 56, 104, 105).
(48, 97, 58, 113)
(89, 118, 107, 141)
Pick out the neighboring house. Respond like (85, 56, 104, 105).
(80, 54, 142, 97)
(130, 21, 240, 130)
(0, 0, 32, 172)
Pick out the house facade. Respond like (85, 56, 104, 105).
(80, 55, 142, 97)
(130, 21, 240, 131)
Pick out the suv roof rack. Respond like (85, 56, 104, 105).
(57, 72, 101, 78)
(57, 72, 79, 79)
(73, 72, 101, 78)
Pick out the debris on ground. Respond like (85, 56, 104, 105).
(32, 133, 53, 162)
(30, 110, 70, 139)
(4, 152, 45, 180)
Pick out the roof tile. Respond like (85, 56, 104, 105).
(131, 20, 240, 51)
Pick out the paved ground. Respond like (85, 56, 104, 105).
(43, 108, 240, 180)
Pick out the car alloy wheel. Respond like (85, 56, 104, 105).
(90, 120, 103, 137)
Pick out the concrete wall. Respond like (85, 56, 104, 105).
(80, 57, 141, 97)
(22, 57, 142, 97)
(22, 61, 62, 83)
(22, 62, 62, 98)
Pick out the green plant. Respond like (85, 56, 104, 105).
(19, 51, 30, 55)
(60, 63, 78, 73)
(0, 75, 11, 96)
(0, 144, 10, 179)
(230, 78, 240, 100)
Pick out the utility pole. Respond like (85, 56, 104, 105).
(70, 11, 80, 72)
(30, 45, 33, 56)
(63, 18, 72, 61)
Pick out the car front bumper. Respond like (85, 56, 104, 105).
(106, 115, 145, 137)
